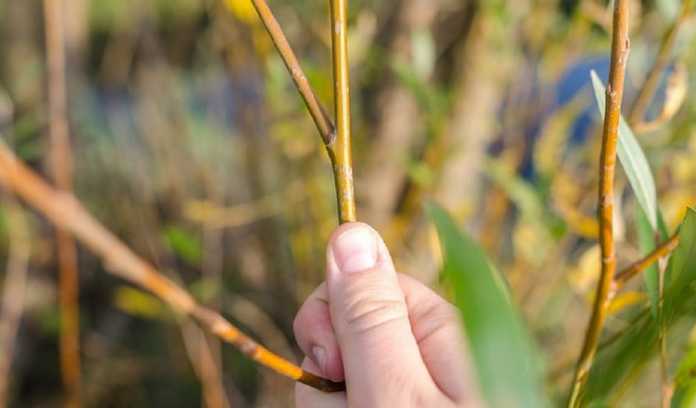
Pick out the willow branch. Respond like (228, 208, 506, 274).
(250, 0, 335, 145)
(568, 1, 630, 406)
(628, 0, 693, 126)
(0, 143, 345, 393)
(250, 0, 356, 224)
(329, 0, 356, 223)
(612, 234, 680, 289)
(43, 1, 82, 405)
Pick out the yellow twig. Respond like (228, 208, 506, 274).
(612, 234, 680, 289)
(568, 1, 630, 405)
(0, 143, 345, 393)
(250, 0, 356, 224)
(329, 0, 356, 224)
(250, 0, 335, 145)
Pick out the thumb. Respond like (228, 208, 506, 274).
(326, 223, 434, 402)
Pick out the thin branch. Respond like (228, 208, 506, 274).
(628, 0, 693, 126)
(612, 234, 680, 288)
(0, 142, 345, 393)
(329, 0, 356, 224)
(0, 198, 30, 408)
(249, 0, 356, 224)
(568, 1, 630, 406)
(250, 0, 335, 145)
(43, 0, 81, 405)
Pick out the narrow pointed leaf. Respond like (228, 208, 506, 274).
(590, 70, 658, 230)
(427, 203, 548, 408)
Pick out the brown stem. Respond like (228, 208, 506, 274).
(329, 0, 356, 224)
(43, 0, 81, 405)
(612, 234, 680, 288)
(628, 0, 693, 126)
(568, 1, 630, 406)
(250, 0, 335, 145)
(0, 143, 345, 393)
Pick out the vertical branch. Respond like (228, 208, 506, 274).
(43, 0, 81, 406)
(568, 1, 630, 406)
(629, 0, 693, 126)
(329, 0, 356, 224)
(250, 0, 335, 145)
(0, 199, 30, 408)
(248, 0, 356, 224)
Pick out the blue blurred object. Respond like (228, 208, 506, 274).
(557, 56, 609, 146)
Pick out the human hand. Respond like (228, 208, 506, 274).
(293, 222, 482, 407)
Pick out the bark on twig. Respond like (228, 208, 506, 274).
(250, 0, 335, 145)
(250, 0, 356, 224)
(612, 234, 680, 289)
(568, 1, 630, 406)
(0, 143, 345, 393)
(329, 0, 356, 224)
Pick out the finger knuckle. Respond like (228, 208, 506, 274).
(414, 300, 460, 345)
(341, 280, 408, 335)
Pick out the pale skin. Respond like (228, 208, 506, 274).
(293, 222, 482, 407)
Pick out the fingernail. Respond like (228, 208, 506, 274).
(331, 226, 378, 273)
(312, 345, 326, 373)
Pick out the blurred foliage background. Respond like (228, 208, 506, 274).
(0, 0, 695, 406)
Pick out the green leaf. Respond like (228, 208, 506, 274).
(636, 209, 661, 315)
(585, 209, 696, 403)
(664, 208, 696, 321)
(637, 203, 670, 314)
(163, 226, 202, 266)
(114, 286, 167, 319)
(672, 344, 696, 408)
(584, 310, 658, 403)
(590, 70, 658, 231)
(427, 204, 549, 408)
